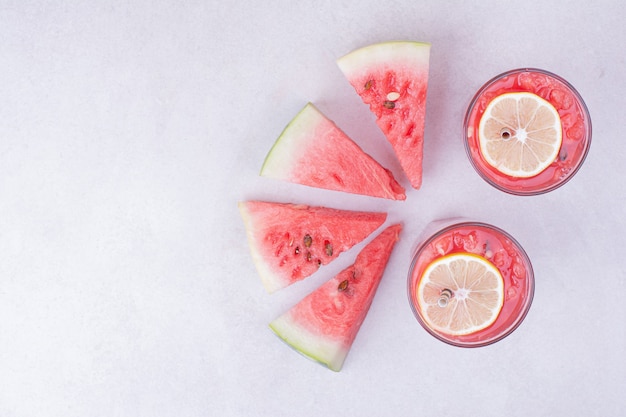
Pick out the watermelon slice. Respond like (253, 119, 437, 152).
(238, 201, 387, 293)
(269, 224, 402, 371)
(337, 41, 431, 189)
(261, 103, 406, 200)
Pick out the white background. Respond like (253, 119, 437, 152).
(1, 1, 625, 416)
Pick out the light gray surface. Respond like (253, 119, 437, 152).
(1, 1, 625, 416)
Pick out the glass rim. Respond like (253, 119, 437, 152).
(407, 221, 535, 348)
(463, 67, 592, 196)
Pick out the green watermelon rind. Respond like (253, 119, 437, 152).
(238, 201, 283, 293)
(269, 314, 347, 372)
(336, 40, 431, 77)
(260, 104, 317, 179)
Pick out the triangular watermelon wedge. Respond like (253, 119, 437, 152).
(238, 201, 387, 293)
(337, 41, 431, 189)
(269, 223, 402, 371)
(261, 103, 406, 200)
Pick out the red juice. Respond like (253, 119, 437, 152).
(408, 221, 534, 347)
(464, 68, 591, 195)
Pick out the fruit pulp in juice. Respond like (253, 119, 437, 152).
(465, 69, 591, 194)
(408, 222, 534, 346)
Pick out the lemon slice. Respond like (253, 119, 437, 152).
(478, 92, 562, 178)
(417, 253, 504, 336)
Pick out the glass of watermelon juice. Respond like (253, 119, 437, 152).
(464, 68, 591, 195)
(407, 219, 534, 347)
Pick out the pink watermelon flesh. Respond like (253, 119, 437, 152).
(261, 103, 406, 200)
(337, 41, 431, 189)
(269, 224, 402, 371)
(238, 201, 387, 293)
